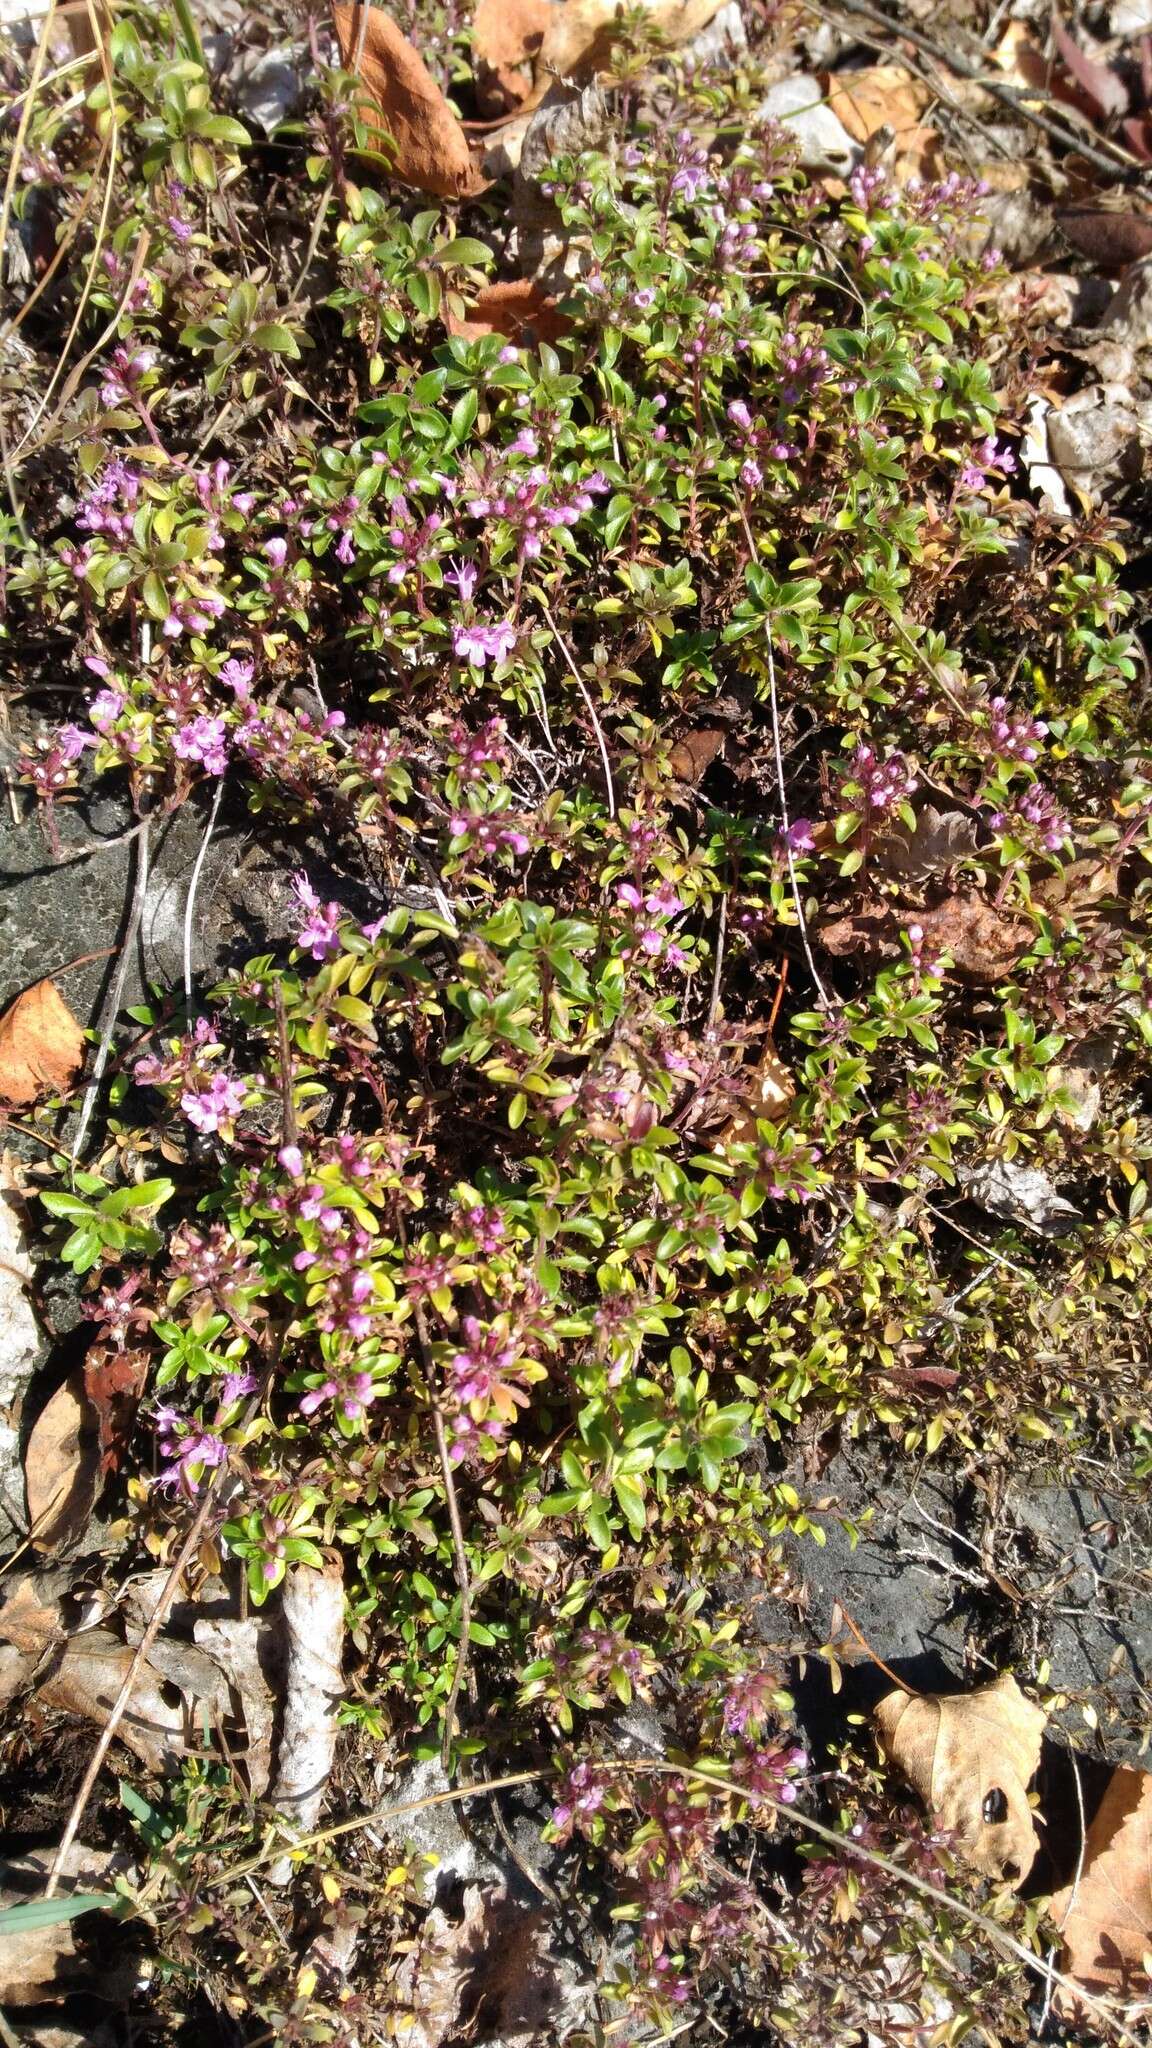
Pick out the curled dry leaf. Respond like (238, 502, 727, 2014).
(332, 1, 486, 198)
(874, 1673, 1047, 1883)
(194, 1615, 278, 1797)
(0, 1569, 67, 1656)
(961, 1157, 1082, 1236)
(720, 1035, 795, 1145)
(1057, 207, 1152, 267)
(38, 1629, 206, 1774)
(818, 891, 1028, 984)
(669, 725, 726, 785)
(391, 1882, 563, 2048)
(0, 978, 83, 1109)
(25, 1371, 102, 1552)
(873, 803, 980, 888)
(492, 0, 728, 118)
(83, 1340, 150, 1478)
(1052, 1765, 1152, 2013)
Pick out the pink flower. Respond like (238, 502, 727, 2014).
(173, 714, 229, 775)
(181, 1071, 248, 1134)
(452, 619, 518, 668)
(291, 872, 343, 961)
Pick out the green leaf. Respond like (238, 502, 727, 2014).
(0, 1893, 116, 1934)
(250, 323, 300, 356)
(437, 237, 492, 269)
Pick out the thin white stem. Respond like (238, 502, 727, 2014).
(183, 776, 225, 1010)
(70, 816, 151, 1167)
(542, 600, 616, 818)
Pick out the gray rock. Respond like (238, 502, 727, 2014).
(755, 75, 859, 174)
(960, 1157, 1082, 1235)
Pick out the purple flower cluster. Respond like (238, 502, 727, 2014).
(617, 879, 688, 968)
(167, 1223, 259, 1303)
(987, 695, 1046, 764)
(448, 804, 533, 859)
(452, 618, 517, 669)
(173, 712, 229, 776)
(446, 1311, 542, 1463)
(726, 398, 795, 489)
(993, 781, 1069, 853)
(154, 1405, 228, 1497)
(958, 434, 1015, 494)
(844, 742, 917, 813)
(136, 1016, 257, 1141)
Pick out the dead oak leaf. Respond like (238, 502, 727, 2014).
(719, 1035, 795, 1146)
(817, 891, 1028, 984)
(824, 63, 943, 183)
(472, 0, 552, 114)
(505, 0, 726, 115)
(25, 1370, 102, 1552)
(444, 278, 570, 344)
(1052, 1765, 1152, 2013)
(332, 1, 486, 198)
(0, 979, 84, 1109)
(874, 1673, 1047, 1883)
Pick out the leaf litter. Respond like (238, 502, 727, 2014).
(874, 1675, 1047, 1883)
(0, 980, 83, 1109)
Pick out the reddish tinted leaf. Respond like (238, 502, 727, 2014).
(1121, 113, 1152, 162)
(444, 279, 569, 343)
(1051, 14, 1129, 120)
(1058, 205, 1152, 263)
(83, 1342, 149, 1477)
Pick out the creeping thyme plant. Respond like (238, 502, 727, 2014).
(3, 0, 1152, 2036)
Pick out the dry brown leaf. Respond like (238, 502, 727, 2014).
(0, 980, 84, 1109)
(25, 1371, 102, 1552)
(1058, 206, 1152, 266)
(0, 1570, 67, 1656)
(83, 1340, 149, 1478)
(38, 1629, 212, 1774)
(193, 1615, 278, 1797)
(391, 1883, 561, 2048)
(444, 278, 570, 344)
(332, 1, 487, 197)
(511, 0, 725, 114)
(1052, 1765, 1152, 2012)
(669, 725, 726, 785)
(817, 891, 1028, 984)
(721, 1036, 795, 1145)
(874, 1673, 1047, 1883)
(472, 0, 552, 113)
(823, 64, 942, 182)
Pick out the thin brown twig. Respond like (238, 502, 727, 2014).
(811, 0, 1149, 181)
(833, 1601, 924, 1697)
(44, 1474, 221, 1894)
(182, 1756, 1139, 2044)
